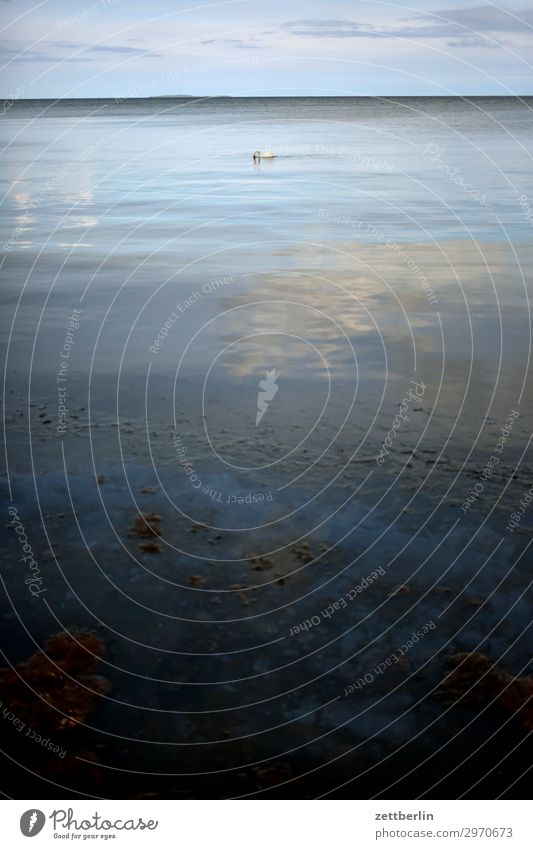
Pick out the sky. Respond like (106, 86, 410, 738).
(1, 0, 532, 97)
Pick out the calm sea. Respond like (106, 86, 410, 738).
(1, 98, 532, 794)
(2, 95, 532, 446)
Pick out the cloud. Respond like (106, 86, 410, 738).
(51, 41, 85, 49)
(0, 39, 160, 63)
(447, 35, 509, 48)
(283, 19, 384, 39)
(282, 7, 533, 44)
(0, 47, 87, 62)
(424, 6, 533, 33)
(87, 44, 160, 55)
(201, 36, 265, 48)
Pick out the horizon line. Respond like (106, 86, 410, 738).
(3, 93, 532, 101)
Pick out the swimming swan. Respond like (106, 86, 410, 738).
(253, 150, 277, 161)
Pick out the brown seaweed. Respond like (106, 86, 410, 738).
(129, 512, 162, 538)
(440, 652, 533, 731)
(139, 541, 162, 553)
(0, 631, 110, 731)
(188, 575, 206, 586)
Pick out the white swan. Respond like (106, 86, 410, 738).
(253, 150, 277, 160)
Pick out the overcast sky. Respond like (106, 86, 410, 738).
(1, 0, 532, 97)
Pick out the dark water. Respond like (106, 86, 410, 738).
(1, 97, 532, 798)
